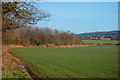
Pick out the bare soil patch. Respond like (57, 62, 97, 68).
(2, 45, 30, 78)
(2, 45, 24, 70)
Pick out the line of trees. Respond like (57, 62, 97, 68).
(2, 2, 82, 46)
(3, 27, 82, 46)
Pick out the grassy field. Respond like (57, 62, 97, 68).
(10, 46, 118, 78)
(2, 70, 31, 78)
(82, 40, 119, 44)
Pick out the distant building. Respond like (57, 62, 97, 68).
(100, 36, 111, 40)
(81, 36, 113, 40)
(90, 36, 101, 40)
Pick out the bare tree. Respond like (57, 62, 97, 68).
(2, 2, 51, 32)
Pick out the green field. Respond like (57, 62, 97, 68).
(82, 40, 119, 44)
(10, 46, 118, 78)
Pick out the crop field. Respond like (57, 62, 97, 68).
(10, 46, 118, 78)
(82, 40, 119, 44)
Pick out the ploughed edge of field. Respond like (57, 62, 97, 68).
(2, 44, 120, 79)
(3, 45, 47, 79)
(8, 51, 45, 79)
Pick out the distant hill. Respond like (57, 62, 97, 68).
(78, 30, 120, 40)
(79, 30, 120, 37)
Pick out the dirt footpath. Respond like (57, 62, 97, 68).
(2, 45, 24, 70)
(2, 45, 31, 78)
